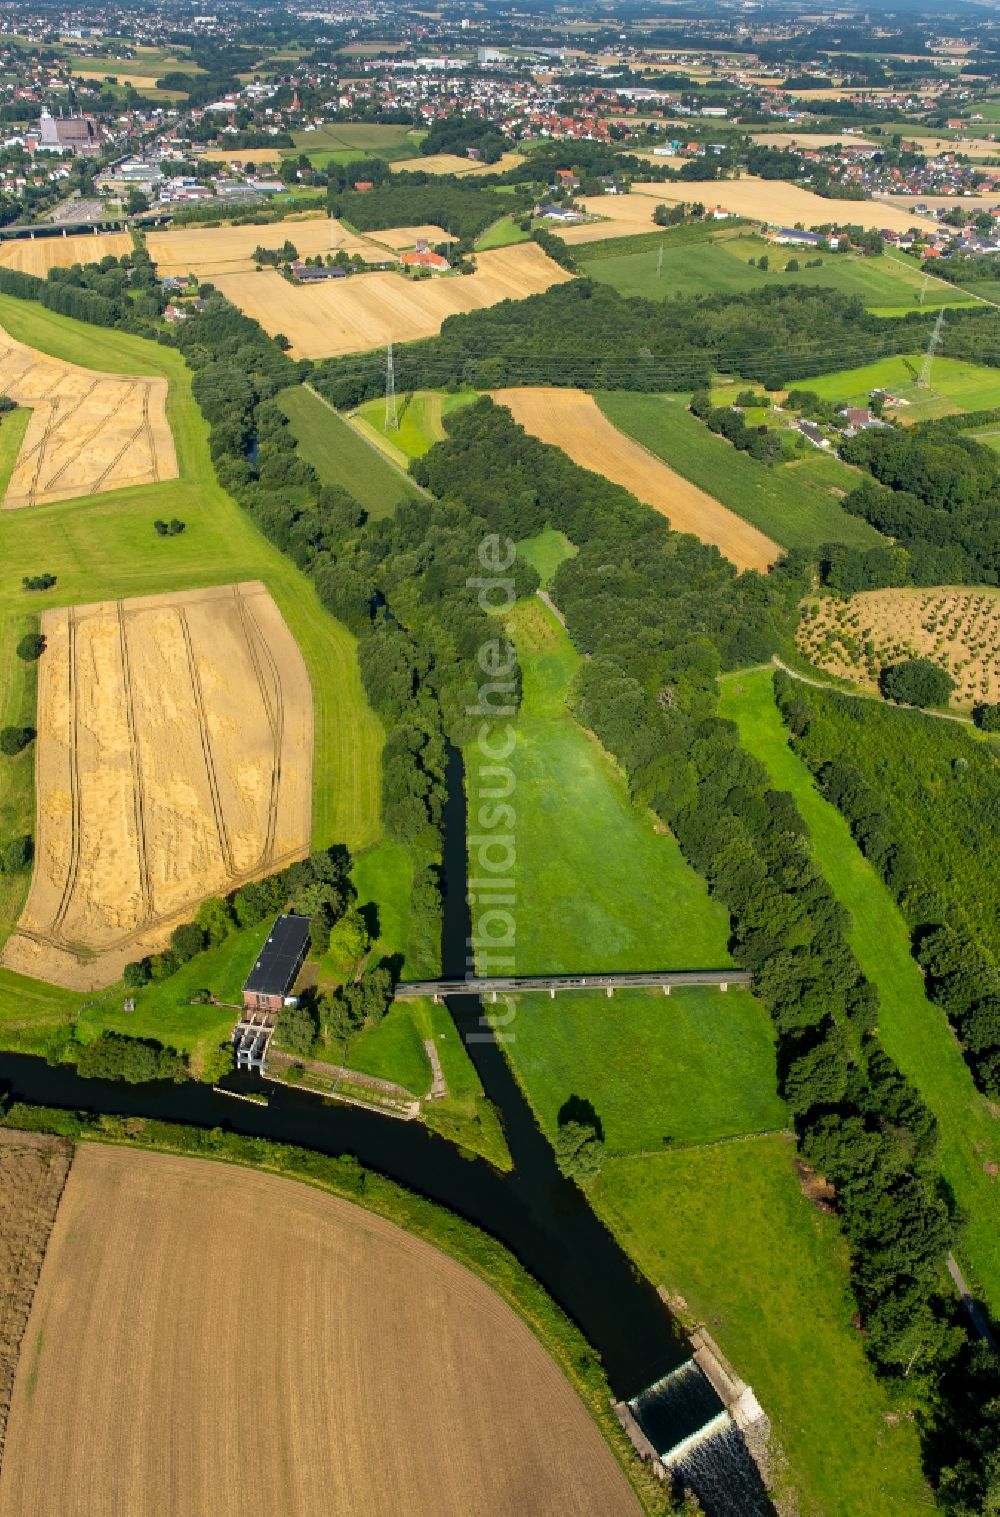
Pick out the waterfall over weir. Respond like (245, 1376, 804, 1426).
(624, 1359, 774, 1517)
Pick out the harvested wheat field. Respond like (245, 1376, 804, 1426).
(0, 322, 175, 508)
(614, 178, 940, 235)
(798, 587, 1000, 708)
(494, 388, 780, 572)
(214, 243, 573, 358)
(0, 1146, 639, 1517)
(0, 232, 132, 277)
(389, 150, 526, 176)
(200, 146, 285, 165)
(2, 581, 313, 990)
(0, 1130, 72, 1467)
(146, 217, 368, 278)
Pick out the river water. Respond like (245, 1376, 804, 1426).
(0, 745, 775, 1512)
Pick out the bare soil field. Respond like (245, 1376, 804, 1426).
(0, 233, 133, 278)
(750, 132, 879, 149)
(0, 1145, 639, 1517)
(200, 146, 285, 165)
(0, 1129, 72, 1465)
(146, 218, 368, 278)
(493, 388, 780, 572)
(2, 581, 313, 990)
(390, 150, 526, 176)
(798, 587, 1000, 708)
(0, 322, 176, 508)
(628, 178, 940, 234)
(214, 244, 573, 358)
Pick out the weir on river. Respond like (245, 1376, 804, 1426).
(0, 744, 776, 1517)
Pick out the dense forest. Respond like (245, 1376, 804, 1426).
(312, 280, 1000, 401)
(839, 422, 1000, 586)
(775, 677, 1000, 1099)
(419, 112, 507, 164)
(327, 179, 527, 247)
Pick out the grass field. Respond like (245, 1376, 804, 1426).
(498, 986, 784, 1154)
(291, 123, 423, 159)
(0, 408, 29, 503)
(592, 1139, 930, 1517)
(719, 669, 1000, 1314)
(803, 354, 1000, 420)
(0, 1144, 634, 1516)
(277, 383, 420, 516)
(597, 392, 881, 551)
(583, 232, 976, 313)
(516, 527, 577, 587)
(468, 596, 734, 976)
(475, 215, 531, 251)
(353, 389, 475, 459)
(0, 297, 383, 1050)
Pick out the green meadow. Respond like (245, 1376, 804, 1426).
(803, 354, 1000, 419)
(469, 595, 733, 977)
(516, 527, 577, 588)
(719, 668, 1000, 1314)
(597, 391, 880, 550)
(581, 230, 974, 313)
(593, 1139, 931, 1517)
(475, 215, 531, 250)
(353, 388, 475, 459)
(278, 383, 421, 515)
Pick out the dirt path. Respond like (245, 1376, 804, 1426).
(423, 1037, 448, 1100)
(771, 656, 976, 727)
(947, 1255, 997, 1349)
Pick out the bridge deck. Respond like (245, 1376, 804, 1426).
(395, 969, 750, 1000)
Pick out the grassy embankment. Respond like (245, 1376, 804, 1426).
(475, 216, 531, 250)
(0, 300, 380, 1057)
(719, 667, 1000, 1315)
(472, 595, 929, 1515)
(580, 229, 975, 315)
(597, 391, 880, 551)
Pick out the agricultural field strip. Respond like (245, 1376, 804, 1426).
(493, 388, 780, 573)
(2, 581, 313, 992)
(0, 1145, 639, 1517)
(557, 180, 939, 244)
(213, 244, 572, 359)
(0, 323, 175, 508)
(145, 217, 382, 278)
(0, 1130, 72, 1468)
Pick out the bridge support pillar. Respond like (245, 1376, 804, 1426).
(663, 984, 671, 995)
(720, 982, 728, 992)
(606, 986, 614, 998)
(491, 990, 497, 1004)
(549, 988, 555, 999)
(432, 993, 440, 1004)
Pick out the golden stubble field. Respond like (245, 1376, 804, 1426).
(555, 179, 940, 243)
(493, 388, 780, 572)
(0, 232, 133, 277)
(798, 587, 1000, 707)
(0, 1146, 639, 1517)
(145, 217, 376, 278)
(389, 150, 526, 176)
(213, 243, 573, 358)
(2, 581, 313, 990)
(0, 322, 176, 508)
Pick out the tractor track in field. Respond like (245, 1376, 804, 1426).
(50, 608, 81, 940)
(116, 601, 153, 926)
(178, 607, 236, 880)
(233, 584, 284, 869)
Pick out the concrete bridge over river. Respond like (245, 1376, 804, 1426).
(395, 969, 751, 1003)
